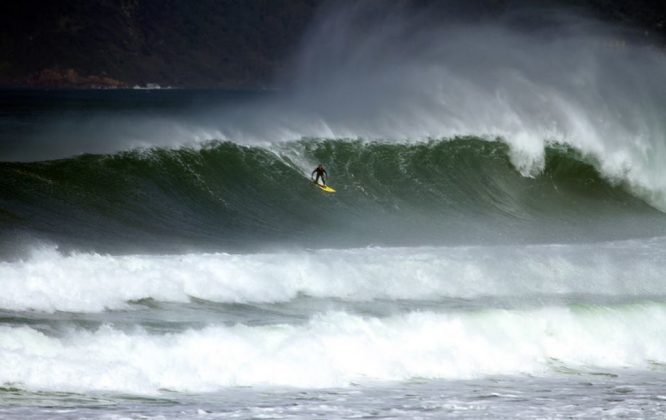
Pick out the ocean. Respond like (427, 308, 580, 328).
(2, 6, 666, 418)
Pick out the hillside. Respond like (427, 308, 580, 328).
(0, 0, 320, 88)
(0, 0, 664, 89)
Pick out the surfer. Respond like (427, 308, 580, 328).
(311, 164, 328, 186)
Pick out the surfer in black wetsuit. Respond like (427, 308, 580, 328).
(311, 164, 328, 186)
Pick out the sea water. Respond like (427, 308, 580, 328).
(2, 3, 666, 418)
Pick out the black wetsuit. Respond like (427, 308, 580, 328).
(312, 166, 327, 185)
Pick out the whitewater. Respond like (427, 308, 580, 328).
(2, 2, 666, 419)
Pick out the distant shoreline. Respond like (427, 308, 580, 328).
(1, 1, 665, 92)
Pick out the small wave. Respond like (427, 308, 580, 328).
(1, 304, 665, 393)
(2, 240, 666, 313)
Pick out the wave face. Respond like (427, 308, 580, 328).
(1, 138, 664, 254)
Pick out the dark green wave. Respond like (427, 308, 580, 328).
(0, 138, 664, 253)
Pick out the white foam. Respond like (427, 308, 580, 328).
(1, 239, 666, 312)
(1, 305, 665, 393)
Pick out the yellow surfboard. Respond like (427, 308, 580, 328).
(314, 182, 336, 193)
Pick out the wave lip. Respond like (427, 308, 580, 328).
(1, 305, 665, 393)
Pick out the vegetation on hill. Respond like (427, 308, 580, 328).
(0, 0, 663, 89)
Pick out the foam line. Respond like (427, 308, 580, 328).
(2, 239, 666, 312)
(1, 305, 665, 393)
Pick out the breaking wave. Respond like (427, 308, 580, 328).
(1, 138, 665, 254)
(2, 239, 666, 313)
(2, 304, 665, 393)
